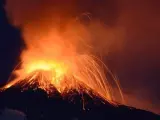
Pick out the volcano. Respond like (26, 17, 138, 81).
(0, 81, 159, 120)
(0, 1, 160, 120)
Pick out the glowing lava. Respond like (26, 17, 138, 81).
(1, 22, 123, 105)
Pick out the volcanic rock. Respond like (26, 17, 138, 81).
(0, 86, 159, 120)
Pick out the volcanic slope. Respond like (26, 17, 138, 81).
(0, 83, 159, 120)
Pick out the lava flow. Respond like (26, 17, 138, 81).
(1, 21, 123, 105)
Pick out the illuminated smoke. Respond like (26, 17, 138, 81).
(2, 0, 125, 105)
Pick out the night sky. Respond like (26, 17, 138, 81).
(0, 0, 160, 114)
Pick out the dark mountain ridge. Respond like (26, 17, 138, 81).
(0, 85, 159, 120)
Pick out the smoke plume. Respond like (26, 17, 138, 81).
(5, 0, 124, 55)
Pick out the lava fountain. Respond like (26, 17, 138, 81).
(1, 20, 123, 105)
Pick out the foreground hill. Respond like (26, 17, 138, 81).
(0, 86, 159, 120)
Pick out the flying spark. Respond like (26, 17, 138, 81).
(1, 21, 123, 105)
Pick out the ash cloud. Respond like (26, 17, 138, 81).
(5, 0, 125, 55)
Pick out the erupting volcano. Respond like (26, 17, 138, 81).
(0, 1, 160, 120)
(1, 21, 123, 104)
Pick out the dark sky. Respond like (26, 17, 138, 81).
(0, 0, 160, 113)
(0, 0, 22, 83)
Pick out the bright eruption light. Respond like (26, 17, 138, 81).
(1, 22, 123, 105)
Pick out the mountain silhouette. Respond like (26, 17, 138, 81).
(0, 84, 159, 120)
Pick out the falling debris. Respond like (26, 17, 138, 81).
(2, 23, 123, 104)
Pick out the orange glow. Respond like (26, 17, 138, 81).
(1, 21, 123, 105)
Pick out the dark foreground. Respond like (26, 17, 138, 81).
(0, 86, 159, 120)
